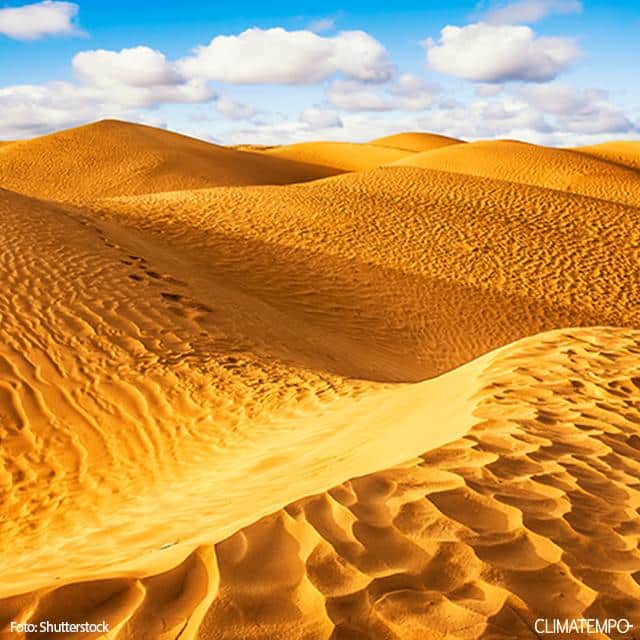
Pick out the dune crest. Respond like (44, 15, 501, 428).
(574, 141, 640, 170)
(393, 139, 640, 206)
(371, 131, 463, 152)
(260, 140, 414, 172)
(0, 120, 342, 202)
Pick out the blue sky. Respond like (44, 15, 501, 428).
(0, 0, 638, 145)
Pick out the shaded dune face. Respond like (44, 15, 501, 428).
(1, 121, 640, 639)
(93, 166, 640, 380)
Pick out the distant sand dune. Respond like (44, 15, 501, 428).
(574, 140, 640, 170)
(371, 131, 463, 152)
(0, 120, 341, 202)
(261, 141, 414, 172)
(393, 139, 640, 207)
(1, 121, 640, 639)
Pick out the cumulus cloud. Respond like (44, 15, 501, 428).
(71, 46, 212, 107)
(0, 46, 214, 138)
(426, 23, 581, 82)
(519, 83, 636, 134)
(73, 47, 182, 88)
(0, 82, 129, 138)
(0, 1, 82, 39)
(485, 0, 582, 25)
(179, 27, 394, 84)
(327, 74, 437, 112)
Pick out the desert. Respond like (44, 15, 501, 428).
(0, 118, 639, 639)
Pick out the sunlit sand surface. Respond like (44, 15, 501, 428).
(1, 120, 639, 639)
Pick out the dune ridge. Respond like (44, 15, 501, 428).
(393, 139, 640, 207)
(1, 120, 640, 639)
(574, 141, 640, 170)
(371, 131, 463, 152)
(0, 120, 343, 203)
(260, 140, 415, 172)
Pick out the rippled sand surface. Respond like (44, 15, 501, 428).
(1, 120, 639, 639)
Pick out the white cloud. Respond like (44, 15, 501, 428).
(0, 1, 81, 40)
(519, 83, 636, 134)
(73, 47, 182, 88)
(71, 46, 212, 107)
(0, 82, 128, 138)
(300, 107, 343, 128)
(485, 0, 582, 25)
(327, 74, 437, 112)
(179, 27, 394, 85)
(426, 23, 581, 82)
(0, 46, 214, 138)
(215, 95, 257, 120)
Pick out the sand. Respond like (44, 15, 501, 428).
(394, 139, 640, 207)
(574, 141, 640, 171)
(0, 120, 341, 202)
(371, 131, 463, 152)
(260, 140, 415, 172)
(0, 120, 639, 639)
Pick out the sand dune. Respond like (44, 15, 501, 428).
(93, 166, 640, 380)
(261, 141, 414, 172)
(394, 139, 640, 206)
(1, 121, 640, 639)
(3, 327, 640, 638)
(371, 131, 463, 152)
(0, 120, 340, 203)
(574, 141, 640, 170)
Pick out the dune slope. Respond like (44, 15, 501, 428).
(371, 131, 463, 152)
(93, 166, 640, 380)
(0, 120, 342, 203)
(2, 327, 640, 639)
(261, 141, 414, 172)
(394, 139, 640, 206)
(574, 141, 640, 170)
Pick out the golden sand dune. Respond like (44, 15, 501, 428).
(94, 166, 640, 380)
(261, 141, 414, 172)
(574, 141, 640, 170)
(1, 122, 640, 639)
(393, 139, 640, 206)
(0, 120, 340, 203)
(371, 131, 463, 152)
(2, 326, 640, 639)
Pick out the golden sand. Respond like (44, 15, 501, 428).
(0, 120, 639, 639)
(261, 140, 414, 172)
(393, 139, 640, 207)
(0, 120, 340, 202)
(371, 131, 463, 152)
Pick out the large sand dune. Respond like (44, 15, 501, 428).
(574, 141, 640, 170)
(1, 120, 640, 639)
(393, 139, 640, 206)
(0, 120, 341, 202)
